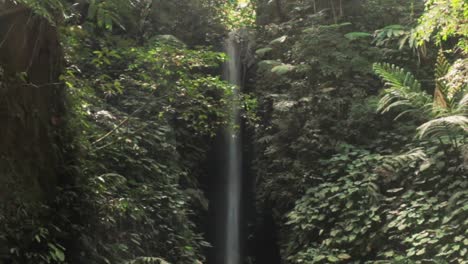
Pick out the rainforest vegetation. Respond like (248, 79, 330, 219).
(0, 0, 466, 263)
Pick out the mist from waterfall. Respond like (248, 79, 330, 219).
(223, 31, 242, 264)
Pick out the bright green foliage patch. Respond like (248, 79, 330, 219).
(416, 0, 468, 53)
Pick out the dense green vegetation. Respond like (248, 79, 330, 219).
(1, 1, 245, 263)
(0, 0, 466, 264)
(252, 0, 467, 263)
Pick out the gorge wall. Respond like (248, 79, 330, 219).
(0, 2, 64, 204)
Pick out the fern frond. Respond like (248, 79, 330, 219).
(374, 63, 432, 118)
(433, 51, 451, 108)
(377, 90, 431, 116)
(374, 62, 432, 118)
(373, 63, 422, 92)
(417, 115, 468, 139)
(382, 148, 427, 172)
(435, 51, 451, 81)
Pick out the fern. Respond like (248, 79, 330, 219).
(382, 148, 428, 172)
(373, 63, 422, 92)
(433, 51, 451, 108)
(417, 93, 468, 140)
(373, 63, 432, 118)
(417, 115, 468, 139)
(435, 51, 451, 83)
(374, 61, 467, 146)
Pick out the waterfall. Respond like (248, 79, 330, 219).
(223, 31, 242, 264)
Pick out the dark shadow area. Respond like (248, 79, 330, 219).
(252, 208, 282, 264)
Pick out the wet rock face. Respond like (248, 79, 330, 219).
(0, 3, 63, 203)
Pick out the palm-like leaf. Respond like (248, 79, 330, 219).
(373, 63, 432, 118)
(373, 63, 422, 91)
(417, 115, 468, 139)
(375, 61, 467, 146)
(418, 93, 468, 139)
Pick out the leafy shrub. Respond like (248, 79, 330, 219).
(251, 1, 467, 263)
(60, 30, 235, 263)
(0, 200, 67, 264)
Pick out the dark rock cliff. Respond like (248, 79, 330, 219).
(0, 2, 64, 203)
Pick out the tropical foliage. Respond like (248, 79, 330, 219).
(1, 0, 251, 263)
(252, 0, 467, 263)
(0, 0, 466, 264)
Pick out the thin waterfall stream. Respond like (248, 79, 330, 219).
(223, 31, 243, 264)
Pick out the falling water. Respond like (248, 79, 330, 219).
(223, 31, 242, 264)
